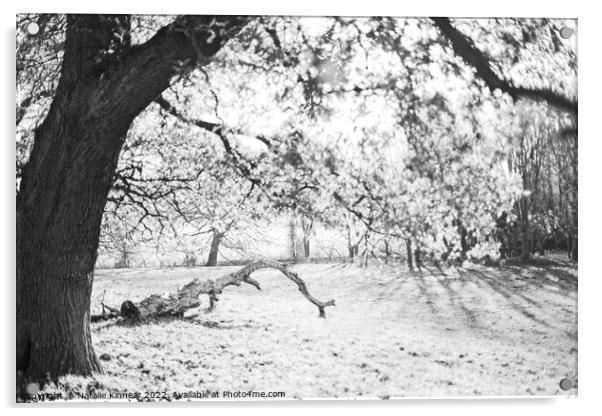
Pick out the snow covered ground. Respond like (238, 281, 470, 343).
(46, 258, 577, 400)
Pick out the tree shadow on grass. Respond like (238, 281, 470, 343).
(418, 265, 485, 331)
(460, 268, 552, 329)
(462, 266, 576, 341)
(405, 262, 577, 340)
(519, 266, 578, 292)
(413, 269, 440, 317)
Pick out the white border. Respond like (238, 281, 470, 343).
(3, 1, 600, 415)
(6, 0, 581, 17)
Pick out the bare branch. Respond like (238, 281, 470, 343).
(91, 260, 335, 322)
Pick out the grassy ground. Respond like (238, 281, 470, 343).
(39, 257, 577, 400)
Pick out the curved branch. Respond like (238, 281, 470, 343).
(432, 17, 577, 114)
(94, 260, 335, 322)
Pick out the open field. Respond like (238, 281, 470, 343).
(40, 258, 577, 400)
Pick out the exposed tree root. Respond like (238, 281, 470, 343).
(91, 260, 335, 322)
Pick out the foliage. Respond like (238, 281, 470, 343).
(16, 15, 577, 266)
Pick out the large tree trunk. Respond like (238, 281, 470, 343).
(205, 229, 222, 267)
(16, 94, 123, 379)
(17, 18, 133, 378)
(16, 14, 248, 379)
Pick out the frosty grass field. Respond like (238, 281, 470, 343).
(44, 257, 577, 399)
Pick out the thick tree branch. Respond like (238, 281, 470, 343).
(431, 17, 577, 114)
(93, 260, 335, 321)
(94, 15, 251, 124)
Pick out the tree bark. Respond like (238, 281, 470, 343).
(459, 223, 469, 259)
(406, 238, 414, 271)
(16, 14, 248, 379)
(517, 193, 531, 261)
(301, 217, 313, 259)
(205, 229, 222, 267)
(361, 233, 369, 268)
(348, 244, 358, 262)
(414, 247, 422, 270)
(289, 217, 298, 262)
(17, 16, 132, 378)
(521, 227, 530, 261)
(383, 239, 390, 265)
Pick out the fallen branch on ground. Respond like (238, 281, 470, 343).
(91, 290, 121, 322)
(91, 260, 335, 322)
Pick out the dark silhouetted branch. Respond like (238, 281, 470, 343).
(432, 17, 577, 114)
